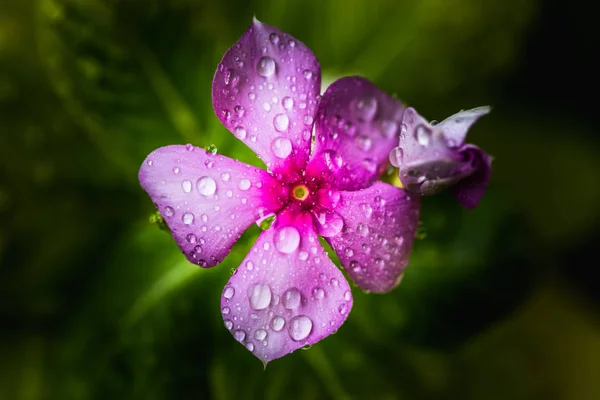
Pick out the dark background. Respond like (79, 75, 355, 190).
(1, 0, 598, 399)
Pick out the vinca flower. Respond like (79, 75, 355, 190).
(389, 106, 492, 208)
(139, 18, 420, 364)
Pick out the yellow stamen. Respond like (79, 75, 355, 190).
(292, 185, 309, 200)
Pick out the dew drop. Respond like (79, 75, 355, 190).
(173, 167, 180, 174)
(254, 329, 267, 341)
(197, 176, 217, 195)
(238, 179, 251, 191)
(288, 315, 313, 341)
(224, 320, 233, 330)
(416, 125, 430, 146)
(344, 248, 354, 257)
(249, 283, 272, 310)
(355, 96, 378, 122)
(234, 105, 245, 117)
(312, 287, 325, 299)
(223, 286, 235, 299)
(339, 304, 348, 315)
(270, 315, 285, 332)
(221, 172, 231, 181)
(164, 206, 174, 217)
(389, 147, 404, 167)
(246, 342, 255, 352)
(257, 56, 276, 77)
(282, 96, 294, 110)
(298, 251, 309, 261)
(273, 113, 290, 131)
(233, 329, 246, 342)
(356, 135, 372, 151)
(234, 126, 247, 139)
(221, 306, 230, 315)
(282, 288, 302, 309)
(303, 69, 313, 79)
(275, 226, 300, 253)
(182, 212, 194, 225)
(270, 137, 292, 158)
(269, 32, 280, 44)
(186, 233, 197, 243)
(181, 179, 192, 193)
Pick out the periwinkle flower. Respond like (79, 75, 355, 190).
(389, 106, 492, 208)
(139, 19, 420, 364)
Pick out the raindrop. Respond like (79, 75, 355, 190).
(249, 283, 272, 310)
(270, 315, 286, 331)
(344, 248, 354, 257)
(233, 329, 246, 342)
(298, 251, 309, 261)
(389, 147, 404, 167)
(282, 96, 294, 110)
(282, 288, 302, 309)
(223, 286, 235, 299)
(181, 179, 192, 193)
(271, 137, 293, 159)
(205, 144, 217, 155)
(344, 291, 352, 301)
(312, 287, 325, 299)
(221, 172, 231, 181)
(303, 69, 313, 79)
(173, 167, 180, 174)
(288, 315, 313, 341)
(182, 212, 194, 225)
(224, 320, 233, 330)
(238, 179, 251, 191)
(275, 226, 300, 253)
(355, 96, 378, 122)
(269, 32, 280, 44)
(234, 126, 247, 139)
(254, 329, 268, 341)
(164, 206, 174, 217)
(197, 176, 217, 196)
(273, 113, 290, 131)
(222, 306, 230, 315)
(224, 68, 239, 87)
(186, 233, 197, 243)
(234, 105, 245, 117)
(246, 342, 255, 352)
(339, 304, 348, 315)
(315, 209, 343, 237)
(246, 261, 254, 270)
(356, 136, 372, 151)
(303, 115, 313, 125)
(257, 56, 276, 77)
(322, 150, 343, 171)
(415, 125, 430, 146)
(357, 223, 369, 237)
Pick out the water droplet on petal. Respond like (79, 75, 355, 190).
(224, 320, 233, 330)
(356, 136, 372, 151)
(357, 223, 369, 237)
(223, 286, 235, 299)
(238, 179, 251, 191)
(186, 233, 197, 243)
(222, 306, 230, 315)
(249, 283, 272, 310)
(389, 147, 404, 167)
(173, 167, 180, 174)
(355, 96, 378, 122)
(233, 329, 246, 342)
(197, 176, 217, 196)
(182, 212, 194, 225)
(344, 248, 354, 257)
(254, 329, 268, 341)
(270, 315, 285, 331)
(282, 96, 294, 110)
(269, 32, 280, 44)
(282, 288, 302, 309)
(234, 126, 247, 139)
(257, 56, 276, 77)
(338, 304, 348, 315)
(315, 209, 344, 237)
(164, 206, 174, 217)
(273, 113, 290, 131)
(274, 226, 300, 253)
(288, 315, 313, 341)
(271, 137, 292, 159)
(416, 125, 430, 146)
(298, 251, 309, 261)
(205, 144, 218, 155)
(312, 287, 325, 299)
(181, 179, 192, 193)
(221, 172, 230, 181)
(246, 342, 255, 352)
(303, 69, 313, 79)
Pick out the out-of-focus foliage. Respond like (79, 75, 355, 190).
(1, 0, 599, 399)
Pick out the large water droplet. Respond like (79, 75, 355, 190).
(273, 114, 290, 131)
(315, 209, 344, 237)
(282, 96, 294, 110)
(223, 286, 235, 299)
(389, 147, 404, 167)
(416, 125, 430, 146)
(249, 283, 272, 310)
(181, 179, 192, 193)
(271, 137, 292, 158)
(182, 212, 194, 225)
(257, 56, 276, 77)
(234, 126, 247, 140)
(275, 226, 300, 253)
(238, 179, 251, 191)
(270, 315, 285, 331)
(197, 176, 217, 196)
(282, 288, 302, 309)
(288, 315, 313, 341)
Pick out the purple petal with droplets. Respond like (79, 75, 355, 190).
(327, 182, 420, 293)
(308, 76, 405, 191)
(220, 210, 353, 364)
(391, 106, 491, 205)
(453, 144, 492, 209)
(139, 145, 287, 267)
(212, 18, 321, 179)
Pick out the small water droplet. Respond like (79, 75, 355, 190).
(312, 287, 325, 299)
(355, 96, 378, 122)
(282, 288, 302, 309)
(182, 212, 194, 225)
(234, 126, 247, 139)
(356, 135, 372, 151)
(303, 115, 313, 125)
(234, 105, 245, 117)
(164, 206, 174, 217)
(288, 315, 313, 341)
(249, 283, 272, 310)
(186, 233, 197, 243)
(257, 56, 276, 77)
(338, 304, 348, 315)
(223, 68, 239, 87)
(344, 291, 352, 301)
(205, 144, 217, 155)
(222, 306, 230, 315)
(274, 113, 290, 131)
(238, 179, 251, 191)
(303, 69, 313, 79)
(275, 226, 300, 253)
(270, 315, 286, 332)
(282, 96, 294, 110)
(181, 179, 192, 193)
(246, 342, 255, 352)
(197, 176, 217, 196)
(263, 102, 271, 112)
(221, 172, 230, 181)
(223, 286, 235, 299)
(344, 248, 354, 257)
(269, 32, 280, 44)
(254, 329, 268, 341)
(298, 251, 309, 261)
(224, 320, 233, 330)
(172, 167, 180, 174)
(271, 137, 292, 158)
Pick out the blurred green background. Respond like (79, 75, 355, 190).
(1, 0, 599, 399)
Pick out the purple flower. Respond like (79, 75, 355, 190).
(139, 19, 420, 364)
(389, 106, 492, 208)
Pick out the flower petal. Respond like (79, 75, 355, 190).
(390, 106, 491, 206)
(326, 182, 420, 293)
(453, 144, 492, 209)
(139, 145, 287, 267)
(212, 18, 321, 178)
(220, 210, 353, 365)
(308, 76, 405, 191)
